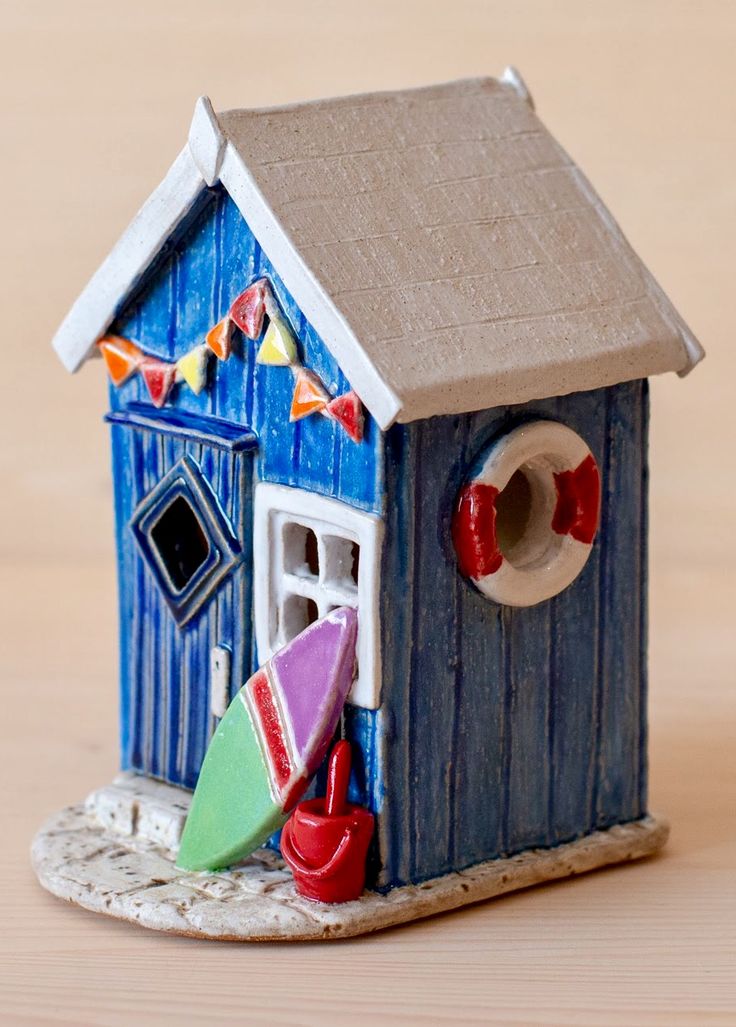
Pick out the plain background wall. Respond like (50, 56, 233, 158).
(1, 2, 733, 1023)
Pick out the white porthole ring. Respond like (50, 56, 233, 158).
(451, 421, 601, 607)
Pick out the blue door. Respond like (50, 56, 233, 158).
(108, 404, 256, 788)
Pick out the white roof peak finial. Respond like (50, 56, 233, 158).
(188, 96, 226, 186)
(500, 66, 534, 110)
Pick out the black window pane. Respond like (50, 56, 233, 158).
(305, 529, 320, 577)
(151, 495, 210, 591)
(350, 541, 360, 584)
(306, 597, 319, 625)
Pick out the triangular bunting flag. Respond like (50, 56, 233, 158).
(326, 390, 364, 443)
(141, 358, 176, 408)
(290, 369, 330, 421)
(176, 344, 211, 395)
(205, 317, 234, 361)
(230, 279, 269, 339)
(257, 314, 299, 366)
(98, 335, 142, 386)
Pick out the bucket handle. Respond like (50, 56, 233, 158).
(281, 819, 358, 881)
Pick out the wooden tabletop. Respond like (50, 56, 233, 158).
(1, 2, 734, 1023)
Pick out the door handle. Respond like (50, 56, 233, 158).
(210, 645, 231, 718)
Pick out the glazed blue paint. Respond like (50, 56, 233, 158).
(106, 183, 649, 890)
(108, 187, 382, 802)
(111, 188, 383, 513)
(377, 381, 649, 889)
(111, 422, 253, 787)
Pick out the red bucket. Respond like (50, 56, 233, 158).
(281, 798, 374, 903)
(282, 741, 375, 903)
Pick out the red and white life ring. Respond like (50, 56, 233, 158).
(451, 421, 601, 607)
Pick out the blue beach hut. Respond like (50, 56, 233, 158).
(51, 75, 702, 896)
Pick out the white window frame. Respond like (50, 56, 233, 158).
(254, 482, 384, 710)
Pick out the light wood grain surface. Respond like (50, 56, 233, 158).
(1, 2, 734, 1024)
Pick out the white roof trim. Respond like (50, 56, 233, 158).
(52, 83, 703, 422)
(500, 66, 534, 109)
(52, 98, 402, 426)
(188, 96, 226, 186)
(52, 147, 204, 373)
(218, 143, 401, 428)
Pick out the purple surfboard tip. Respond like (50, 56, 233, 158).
(271, 606, 358, 768)
(326, 604, 358, 635)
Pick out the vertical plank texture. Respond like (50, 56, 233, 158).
(108, 188, 383, 803)
(379, 381, 649, 888)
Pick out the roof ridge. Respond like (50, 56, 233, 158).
(52, 77, 702, 425)
(216, 75, 507, 122)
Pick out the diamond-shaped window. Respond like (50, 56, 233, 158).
(131, 455, 241, 626)
(150, 496, 211, 590)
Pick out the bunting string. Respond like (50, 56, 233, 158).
(97, 277, 364, 442)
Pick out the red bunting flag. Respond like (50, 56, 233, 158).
(140, 358, 176, 408)
(326, 390, 364, 443)
(96, 282, 367, 436)
(230, 279, 270, 339)
(290, 369, 330, 421)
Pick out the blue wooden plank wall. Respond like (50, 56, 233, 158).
(107, 186, 383, 804)
(105, 183, 649, 889)
(111, 425, 252, 789)
(111, 188, 384, 514)
(378, 380, 649, 889)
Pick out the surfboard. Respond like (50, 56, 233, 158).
(176, 606, 358, 872)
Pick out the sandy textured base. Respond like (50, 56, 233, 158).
(31, 802, 669, 941)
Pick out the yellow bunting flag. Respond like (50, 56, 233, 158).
(290, 368, 330, 421)
(98, 335, 143, 386)
(206, 317, 234, 361)
(256, 314, 299, 366)
(176, 344, 211, 395)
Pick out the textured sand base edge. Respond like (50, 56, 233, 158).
(31, 805, 668, 941)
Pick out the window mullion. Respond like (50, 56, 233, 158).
(281, 573, 322, 600)
(254, 482, 384, 710)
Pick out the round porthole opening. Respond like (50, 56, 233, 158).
(494, 469, 532, 559)
(452, 421, 601, 607)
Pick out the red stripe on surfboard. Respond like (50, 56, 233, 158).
(281, 774, 307, 814)
(250, 670, 292, 795)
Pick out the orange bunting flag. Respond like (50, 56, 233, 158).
(98, 335, 143, 386)
(230, 279, 270, 339)
(206, 317, 234, 361)
(141, 358, 176, 408)
(289, 369, 330, 421)
(326, 390, 364, 443)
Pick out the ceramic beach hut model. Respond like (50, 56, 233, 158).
(34, 73, 703, 940)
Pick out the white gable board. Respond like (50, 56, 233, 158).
(53, 75, 703, 429)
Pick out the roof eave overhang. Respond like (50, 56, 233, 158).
(52, 146, 205, 374)
(51, 97, 403, 430)
(52, 92, 703, 430)
(217, 142, 402, 429)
